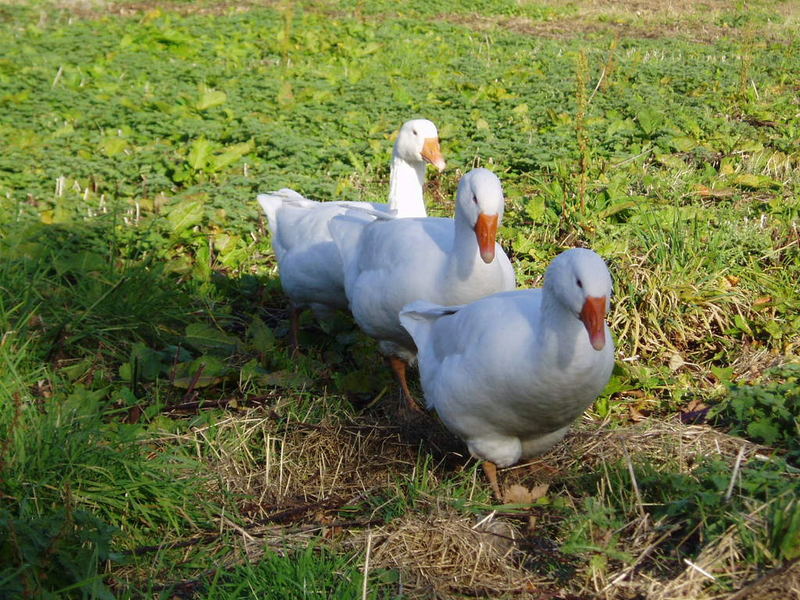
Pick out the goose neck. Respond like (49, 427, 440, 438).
(535, 289, 590, 365)
(448, 214, 484, 279)
(388, 154, 426, 218)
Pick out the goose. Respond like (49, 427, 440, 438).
(329, 168, 516, 410)
(257, 119, 445, 351)
(399, 248, 614, 499)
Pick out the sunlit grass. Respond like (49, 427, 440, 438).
(1, 0, 798, 596)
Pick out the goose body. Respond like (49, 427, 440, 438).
(258, 192, 389, 316)
(399, 248, 614, 493)
(329, 168, 516, 405)
(257, 119, 445, 343)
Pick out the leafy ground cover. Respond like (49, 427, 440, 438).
(1, 0, 799, 597)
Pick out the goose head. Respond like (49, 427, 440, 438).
(394, 119, 446, 171)
(456, 168, 505, 264)
(545, 248, 613, 351)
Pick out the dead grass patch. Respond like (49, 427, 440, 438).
(436, 0, 796, 43)
(610, 252, 745, 370)
(130, 400, 794, 598)
(366, 511, 543, 597)
(26, 0, 800, 44)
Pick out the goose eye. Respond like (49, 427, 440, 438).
(576, 278, 583, 289)
(412, 129, 418, 136)
(472, 194, 478, 204)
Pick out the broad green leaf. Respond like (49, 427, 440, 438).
(598, 199, 637, 219)
(525, 196, 545, 221)
(165, 199, 204, 233)
(512, 103, 529, 115)
(655, 153, 687, 170)
(101, 136, 128, 157)
(171, 355, 228, 388)
(247, 316, 275, 354)
(188, 138, 213, 171)
(255, 369, 313, 389)
(60, 358, 94, 381)
(210, 139, 255, 172)
(711, 366, 734, 384)
(126, 343, 165, 381)
(193, 242, 212, 282)
(163, 255, 193, 274)
(748, 419, 781, 444)
(729, 173, 782, 190)
(734, 314, 752, 335)
(184, 323, 241, 353)
(637, 107, 662, 136)
(195, 87, 227, 111)
(667, 135, 696, 152)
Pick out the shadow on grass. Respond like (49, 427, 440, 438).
(0, 217, 292, 597)
(0, 216, 492, 597)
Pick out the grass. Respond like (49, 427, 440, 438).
(1, 0, 799, 597)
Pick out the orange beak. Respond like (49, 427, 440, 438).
(421, 137, 446, 172)
(474, 213, 499, 264)
(580, 296, 608, 351)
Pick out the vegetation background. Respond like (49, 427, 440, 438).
(0, 0, 798, 597)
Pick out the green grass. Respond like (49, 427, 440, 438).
(1, 0, 799, 597)
(202, 546, 383, 599)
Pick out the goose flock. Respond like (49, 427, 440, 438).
(258, 119, 614, 498)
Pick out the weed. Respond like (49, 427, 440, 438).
(711, 364, 800, 464)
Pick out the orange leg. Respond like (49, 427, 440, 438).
(387, 356, 423, 413)
(483, 461, 503, 501)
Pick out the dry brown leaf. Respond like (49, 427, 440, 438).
(695, 185, 735, 198)
(726, 274, 741, 286)
(753, 295, 773, 307)
(668, 352, 686, 371)
(503, 483, 549, 505)
(684, 398, 709, 413)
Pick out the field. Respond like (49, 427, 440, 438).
(1, 0, 799, 597)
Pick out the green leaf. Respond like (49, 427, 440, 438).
(195, 87, 227, 111)
(598, 199, 637, 219)
(255, 369, 313, 389)
(667, 135, 697, 152)
(711, 366, 734, 384)
(193, 242, 212, 282)
(247, 316, 275, 354)
(729, 173, 782, 190)
(188, 137, 213, 171)
(165, 198, 204, 233)
(171, 355, 228, 388)
(637, 107, 663, 136)
(748, 419, 781, 444)
(734, 313, 753, 335)
(100, 136, 128, 156)
(184, 323, 241, 353)
(525, 196, 545, 221)
(210, 139, 255, 172)
(120, 343, 165, 382)
(654, 152, 687, 170)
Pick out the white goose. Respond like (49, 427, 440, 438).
(399, 248, 614, 499)
(257, 119, 445, 350)
(329, 168, 516, 409)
